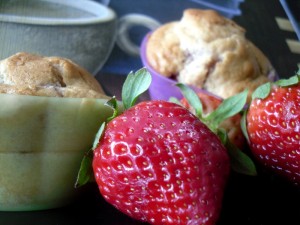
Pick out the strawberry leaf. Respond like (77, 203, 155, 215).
(75, 123, 106, 188)
(75, 148, 94, 188)
(206, 89, 248, 129)
(105, 97, 119, 122)
(251, 82, 271, 100)
(226, 139, 257, 176)
(217, 130, 257, 175)
(241, 110, 249, 143)
(216, 128, 227, 143)
(122, 68, 152, 109)
(275, 74, 299, 87)
(93, 122, 106, 150)
(218, 130, 256, 176)
(175, 84, 256, 175)
(169, 96, 182, 105)
(176, 83, 203, 118)
(252, 73, 300, 101)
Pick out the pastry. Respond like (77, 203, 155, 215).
(0, 52, 107, 98)
(146, 9, 275, 100)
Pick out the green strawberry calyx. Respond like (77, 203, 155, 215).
(252, 73, 299, 100)
(242, 70, 300, 143)
(75, 68, 152, 188)
(173, 84, 257, 176)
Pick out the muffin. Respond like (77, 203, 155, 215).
(0, 52, 113, 211)
(146, 9, 275, 100)
(0, 52, 108, 98)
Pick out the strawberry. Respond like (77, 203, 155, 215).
(180, 91, 246, 150)
(93, 99, 229, 225)
(245, 71, 300, 185)
(76, 68, 256, 225)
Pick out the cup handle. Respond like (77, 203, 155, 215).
(116, 13, 161, 56)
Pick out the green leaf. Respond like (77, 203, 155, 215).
(92, 122, 106, 150)
(228, 143, 257, 176)
(75, 112, 108, 189)
(176, 83, 203, 118)
(105, 97, 119, 122)
(75, 148, 94, 188)
(275, 74, 299, 87)
(222, 133, 257, 176)
(121, 68, 152, 110)
(252, 82, 271, 100)
(174, 84, 255, 176)
(241, 110, 250, 143)
(206, 89, 248, 128)
(217, 128, 227, 144)
(75, 122, 107, 188)
(169, 97, 182, 105)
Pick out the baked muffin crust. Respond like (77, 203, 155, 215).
(0, 52, 107, 98)
(146, 9, 275, 100)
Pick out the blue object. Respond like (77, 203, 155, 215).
(280, 0, 300, 40)
(190, 0, 244, 16)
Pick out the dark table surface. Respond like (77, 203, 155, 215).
(233, 0, 300, 78)
(1, 0, 300, 224)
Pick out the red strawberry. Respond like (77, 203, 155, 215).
(245, 72, 300, 185)
(75, 69, 256, 225)
(93, 100, 230, 225)
(180, 91, 246, 150)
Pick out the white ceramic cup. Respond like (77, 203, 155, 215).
(96, 0, 161, 56)
(0, 0, 117, 75)
(116, 14, 161, 56)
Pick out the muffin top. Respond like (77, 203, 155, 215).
(0, 52, 108, 98)
(146, 9, 275, 100)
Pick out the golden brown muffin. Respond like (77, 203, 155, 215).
(146, 9, 275, 100)
(0, 52, 108, 98)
